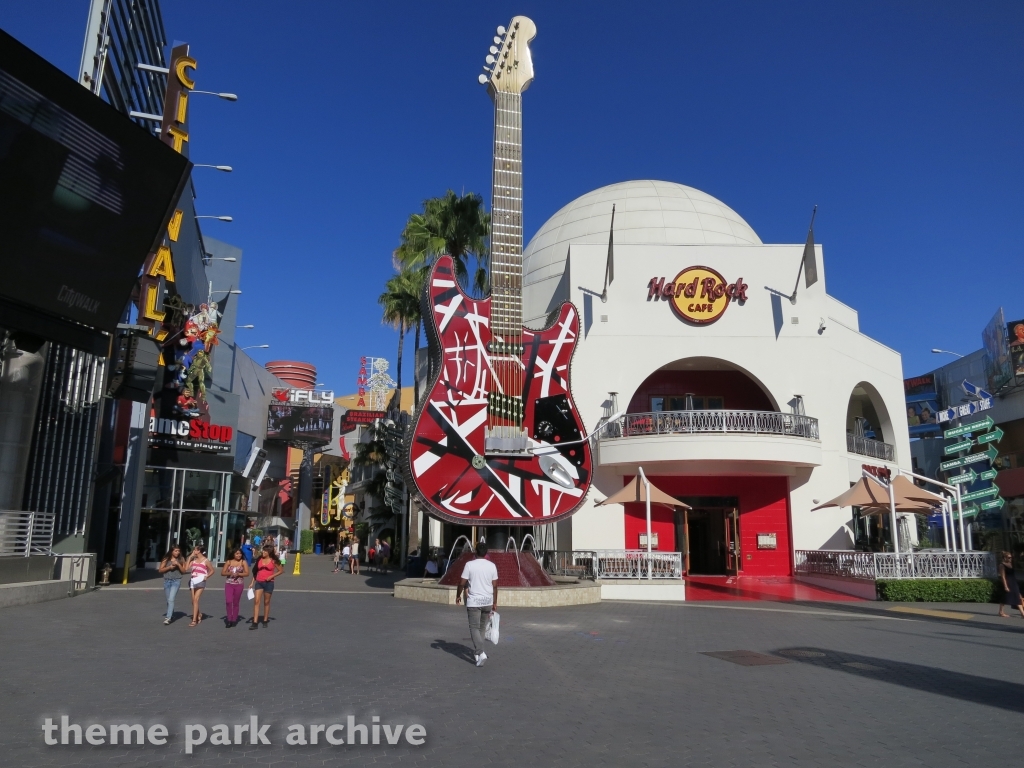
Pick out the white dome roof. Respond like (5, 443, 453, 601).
(523, 180, 761, 290)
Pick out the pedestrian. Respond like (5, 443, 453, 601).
(350, 536, 360, 575)
(185, 544, 214, 627)
(241, 536, 254, 567)
(424, 548, 439, 578)
(380, 538, 391, 572)
(221, 548, 250, 628)
(998, 551, 1024, 618)
(332, 541, 343, 573)
(249, 545, 285, 630)
(341, 541, 351, 573)
(368, 541, 377, 572)
(158, 546, 185, 625)
(455, 540, 499, 667)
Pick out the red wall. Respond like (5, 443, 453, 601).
(627, 370, 774, 413)
(621, 475, 792, 576)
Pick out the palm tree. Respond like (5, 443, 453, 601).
(378, 268, 421, 397)
(395, 190, 490, 297)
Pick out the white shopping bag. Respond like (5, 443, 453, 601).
(246, 587, 255, 601)
(484, 611, 500, 645)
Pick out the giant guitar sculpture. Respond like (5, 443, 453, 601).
(406, 17, 592, 526)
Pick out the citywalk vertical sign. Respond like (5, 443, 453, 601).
(937, 381, 1006, 519)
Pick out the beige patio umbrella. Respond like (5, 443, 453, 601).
(811, 476, 892, 511)
(596, 471, 689, 580)
(891, 475, 945, 509)
(595, 476, 690, 510)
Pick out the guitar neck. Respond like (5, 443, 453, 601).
(490, 90, 523, 340)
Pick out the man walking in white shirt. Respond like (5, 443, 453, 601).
(456, 540, 499, 667)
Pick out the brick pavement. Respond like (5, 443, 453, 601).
(2, 555, 1023, 767)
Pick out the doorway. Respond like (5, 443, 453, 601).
(676, 496, 740, 576)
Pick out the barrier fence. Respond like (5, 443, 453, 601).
(795, 550, 997, 580)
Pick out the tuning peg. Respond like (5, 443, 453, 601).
(489, 45, 498, 54)
(497, 26, 506, 35)
(478, 74, 488, 84)
(493, 36, 502, 45)
(485, 55, 495, 64)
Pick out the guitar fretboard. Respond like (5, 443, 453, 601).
(490, 90, 523, 342)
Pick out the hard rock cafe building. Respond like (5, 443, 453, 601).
(523, 180, 912, 578)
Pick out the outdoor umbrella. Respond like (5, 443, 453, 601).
(596, 473, 689, 580)
(595, 476, 690, 510)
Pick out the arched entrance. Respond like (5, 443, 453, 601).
(845, 382, 896, 462)
(625, 356, 778, 414)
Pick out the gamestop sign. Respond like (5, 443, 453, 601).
(149, 416, 234, 453)
(647, 266, 747, 325)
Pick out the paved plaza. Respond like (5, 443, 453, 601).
(2, 556, 1023, 767)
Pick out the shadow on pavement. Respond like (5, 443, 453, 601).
(776, 646, 1024, 714)
(431, 639, 476, 664)
(783, 600, 1024, 636)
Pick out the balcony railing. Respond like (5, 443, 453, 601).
(603, 409, 819, 441)
(846, 433, 895, 462)
(794, 550, 997, 580)
(0, 510, 55, 556)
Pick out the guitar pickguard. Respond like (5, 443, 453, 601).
(405, 256, 592, 525)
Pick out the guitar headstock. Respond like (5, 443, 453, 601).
(478, 16, 537, 95)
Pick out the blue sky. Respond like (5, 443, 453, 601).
(4, 1, 1023, 392)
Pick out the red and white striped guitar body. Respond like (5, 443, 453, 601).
(406, 256, 591, 525)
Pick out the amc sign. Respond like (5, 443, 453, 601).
(272, 388, 335, 405)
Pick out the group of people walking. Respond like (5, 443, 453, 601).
(158, 543, 285, 629)
(332, 536, 391, 574)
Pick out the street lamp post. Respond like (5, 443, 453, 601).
(241, 345, 269, 351)
(193, 164, 233, 172)
(931, 349, 964, 358)
(196, 215, 233, 222)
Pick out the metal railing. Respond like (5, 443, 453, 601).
(795, 550, 997, 580)
(0, 510, 56, 556)
(846, 433, 896, 462)
(536, 550, 598, 580)
(604, 410, 819, 441)
(593, 549, 683, 580)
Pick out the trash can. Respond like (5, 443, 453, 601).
(315, 543, 322, 555)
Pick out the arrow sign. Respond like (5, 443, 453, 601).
(961, 486, 1000, 503)
(936, 398, 993, 424)
(977, 427, 1004, 445)
(940, 450, 995, 471)
(986, 444, 999, 462)
(943, 417, 993, 439)
(948, 469, 978, 485)
(944, 440, 974, 456)
(979, 468, 999, 482)
(980, 497, 1005, 511)
(953, 505, 980, 520)
(962, 379, 993, 401)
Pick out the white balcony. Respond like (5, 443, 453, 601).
(597, 409, 822, 475)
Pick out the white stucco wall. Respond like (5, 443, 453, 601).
(523, 238, 911, 553)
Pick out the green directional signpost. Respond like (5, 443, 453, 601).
(960, 486, 1000, 503)
(947, 468, 977, 485)
(942, 417, 993, 439)
(977, 427, 1004, 445)
(943, 440, 974, 456)
(939, 384, 1006, 549)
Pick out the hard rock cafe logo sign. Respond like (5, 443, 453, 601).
(647, 266, 748, 325)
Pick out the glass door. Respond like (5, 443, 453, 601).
(725, 508, 741, 575)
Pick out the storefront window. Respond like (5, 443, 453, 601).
(223, 512, 248, 557)
(229, 474, 250, 511)
(181, 470, 225, 511)
(137, 509, 171, 564)
(141, 468, 175, 510)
